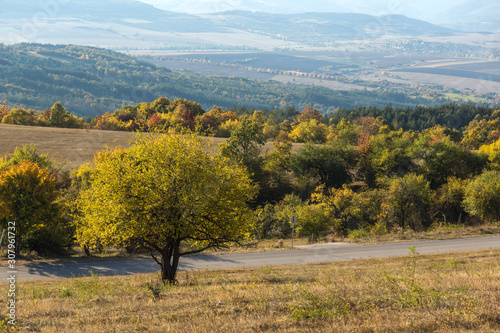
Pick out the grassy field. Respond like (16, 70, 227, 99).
(2, 248, 499, 332)
(0, 124, 298, 171)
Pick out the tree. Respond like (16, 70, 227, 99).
(463, 170, 500, 222)
(479, 138, 500, 170)
(420, 140, 486, 189)
(0, 161, 60, 253)
(219, 117, 266, 184)
(383, 173, 431, 231)
(259, 136, 294, 203)
(0, 105, 7, 122)
(48, 102, 68, 127)
(47, 102, 85, 128)
(76, 132, 257, 283)
(311, 184, 360, 236)
(367, 128, 417, 182)
(1, 108, 38, 126)
(295, 203, 330, 241)
(433, 177, 469, 224)
(461, 118, 500, 149)
(289, 119, 329, 143)
(295, 106, 323, 124)
(0, 144, 54, 171)
(291, 142, 358, 194)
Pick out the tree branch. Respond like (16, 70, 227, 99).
(179, 244, 213, 256)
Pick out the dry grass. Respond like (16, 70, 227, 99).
(346, 223, 500, 244)
(1, 248, 499, 332)
(0, 124, 301, 170)
(0, 124, 135, 170)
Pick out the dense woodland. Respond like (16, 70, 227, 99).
(0, 44, 447, 116)
(1, 95, 500, 256)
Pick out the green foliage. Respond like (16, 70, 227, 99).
(383, 173, 432, 231)
(461, 116, 500, 149)
(463, 170, 500, 222)
(291, 142, 358, 194)
(295, 203, 331, 240)
(76, 131, 257, 283)
(0, 144, 54, 171)
(219, 118, 267, 203)
(47, 102, 86, 128)
(433, 177, 470, 224)
(1, 108, 38, 126)
(254, 203, 288, 239)
(289, 119, 329, 143)
(367, 128, 417, 182)
(268, 194, 302, 238)
(330, 103, 496, 132)
(219, 118, 266, 165)
(420, 140, 487, 189)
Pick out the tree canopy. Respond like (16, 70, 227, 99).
(76, 131, 257, 283)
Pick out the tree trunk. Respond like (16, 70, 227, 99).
(159, 239, 181, 284)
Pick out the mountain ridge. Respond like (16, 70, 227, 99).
(0, 0, 457, 49)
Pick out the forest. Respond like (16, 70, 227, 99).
(1, 96, 500, 258)
(0, 43, 447, 117)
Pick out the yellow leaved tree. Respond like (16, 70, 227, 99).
(0, 161, 60, 253)
(76, 131, 257, 283)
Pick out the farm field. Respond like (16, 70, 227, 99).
(137, 48, 500, 105)
(0, 124, 299, 170)
(3, 248, 499, 332)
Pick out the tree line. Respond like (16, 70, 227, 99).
(2, 98, 500, 147)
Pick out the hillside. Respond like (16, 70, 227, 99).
(0, 43, 438, 116)
(210, 11, 455, 45)
(2, 0, 222, 33)
(151, 0, 500, 33)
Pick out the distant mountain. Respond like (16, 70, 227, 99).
(146, 0, 500, 33)
(1, 0, 225, 33)
(421, 0, 500, 33)
(210, 11, 455, 43)
(0, 0, 455, 49)
(146, 0, 350, 15)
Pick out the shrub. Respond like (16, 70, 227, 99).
(383, 173, 432, 231)
(463, 170, 500, 222)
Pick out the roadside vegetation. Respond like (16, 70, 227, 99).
(1, 248, 499, 332)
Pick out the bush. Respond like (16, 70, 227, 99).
(296, 204, 331, 240)
(383, 173, 432, 231)
(432, 177, 469, 224)
(463, 170, 500, 222)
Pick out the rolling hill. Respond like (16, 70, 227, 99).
(0, 44, 439, 117)
(148, 0, 500, 33)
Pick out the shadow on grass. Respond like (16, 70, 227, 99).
(5, 254, 240, 280)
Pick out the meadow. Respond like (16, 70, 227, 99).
(2, 248, 499, 332)
(0, 124, 299, 171)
